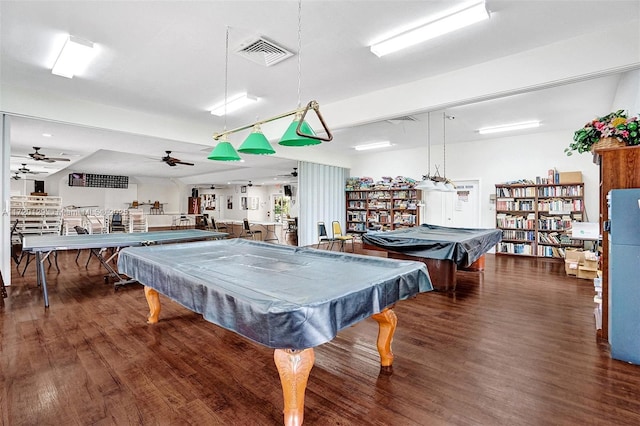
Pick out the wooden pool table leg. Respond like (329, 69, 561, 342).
(372, 308, 397, 367)
(144, 286, 161, 324)
(274, 348, 315, 426)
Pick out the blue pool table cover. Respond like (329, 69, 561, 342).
(362, 224, 502, 268)
(118, 239, 433, 350)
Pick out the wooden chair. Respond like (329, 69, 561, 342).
(331, 221, 354, 252)
(150, 201, 163, 214)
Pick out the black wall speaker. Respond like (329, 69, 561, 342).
(191, 188, 199, 198)
(284, 185, 292, 197)
(34, 180, 45, 193)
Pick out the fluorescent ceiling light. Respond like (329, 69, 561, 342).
(51, 35, 96, 78)
(370, 1, 490, 57)
(478, 121, 541, 135)
(210, 93, 258, 116)
(354, 141, 393, 151)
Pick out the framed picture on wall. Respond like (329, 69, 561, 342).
(227, 195, 233, 210)
(241, 197, 248, 210)
(241, 186, 247, 193)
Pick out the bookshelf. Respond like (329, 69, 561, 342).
(346, 189, 420, 233)
(495, 183, 585, 258)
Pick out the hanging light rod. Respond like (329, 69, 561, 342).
(212, 100, 333, 142)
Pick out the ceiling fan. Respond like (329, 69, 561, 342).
(18, 163, 43, 174)
(29, 147, 71, 162)
(278, 167, 298, 178)
(11, 172, 22, 180)
(162, 151, 194, 167)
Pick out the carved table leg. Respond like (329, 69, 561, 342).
(274, 348, 315, 426)
(371, 308, 398, 367)
(144, 286, 161, 324)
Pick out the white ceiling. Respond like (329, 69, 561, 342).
(2, 1, 639, 185)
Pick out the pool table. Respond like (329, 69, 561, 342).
(117, 238, 433, 425)
(362, 224, 502, 291)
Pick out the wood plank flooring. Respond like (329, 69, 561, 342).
(2, 245, 640, 425)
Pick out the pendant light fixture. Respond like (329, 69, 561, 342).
(279, 0, 320, 147)
(416, 111, 455, 191)
(210, 0, 332, 153)
(208, 26, 241, 161)
(237, 123, 276, 154)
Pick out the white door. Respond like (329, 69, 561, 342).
(423, 191, 455, 226)
(451, 180, 480, 228)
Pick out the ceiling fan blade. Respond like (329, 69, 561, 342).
(46, 157, 71, 162)
(175, 161, 194, 166)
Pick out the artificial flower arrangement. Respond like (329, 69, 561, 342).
(565, 109, 640, 155)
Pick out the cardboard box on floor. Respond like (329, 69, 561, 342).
(565, 248, 600, 279)
(565, 248, 585, 276)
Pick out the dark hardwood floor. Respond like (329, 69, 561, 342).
(2, 244, 640, 425)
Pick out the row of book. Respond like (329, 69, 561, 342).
(368, 201, 391, 209)
(496, 199, 535, 211)
(347, 222, 367, 232)
(501, 229, 535, 241)
(537, 245, 566, 258)
(538, 215, 573, 231)
(393, 200, 418, 209)
(537, 185, 583, 197)
(496, 186, 536, 197)
(497, 242, 533, 255)
(347, 211, 367, 222)
(496, 213, 536, 229)
(393, 212, 417, 224)
(537, 232, 578, 245)
(537, 199, 583, 212)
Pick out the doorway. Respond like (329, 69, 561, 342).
(271, 194, 291, 222)
(422, 179, 480, 228)
(451, 179, 480, 228)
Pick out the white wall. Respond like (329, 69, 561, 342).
(350, 129, 600, 229)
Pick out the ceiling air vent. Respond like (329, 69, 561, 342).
(386, 116, 418, 125)
(235, 37, 294, 67)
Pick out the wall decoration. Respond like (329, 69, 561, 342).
(227, 195, 233, 210)
(68, 173, 128, 189)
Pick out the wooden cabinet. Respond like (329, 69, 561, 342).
(495, 183, 585, 257)
(595, 145, 640, 341)
(346, 189, 420, 233)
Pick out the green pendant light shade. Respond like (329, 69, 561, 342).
(208, 140, 241, 161)
(238, 125, 276, 155)
(279, 112, 321, 147)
